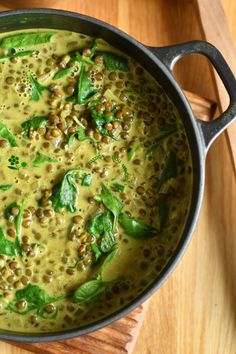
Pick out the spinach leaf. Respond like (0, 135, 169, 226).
(87, 211, 113, 237)
(87, 211, 116, 253)
(68, 127, 94, 148)
(98, 51, 129, 71)
(49, 170, 79, 213)
(99, 249, 117, 277)
(0, 184, 12, 191)
(90, 109, 117, 140)
(118, 213, 158, 239)
(111, 183, 125, 192)
(0, 226, 20, 256)
(128, 141, 138, 161)
(81, 174, 92, 187)
(100, 184, 123, 230)
(157, 151, 177, 193)
(0, 50, 34, 63)
(78, 65, 97, 104)
(73, 279, 110, 304)
(21, 116, 49, 138)
(0, 122, 18, 147)
(159, 200, 168, 231)
(4, 202, 18, 222)
(29, 75, 50, 101)
(146, 124, 177, 157)
(91, 243, 102, 264)
(0, 31, 56, 49)
(53, 67, 72, 80)
(70, 51, 94, 65)
(32, 151, 57, 167)
(7, 283, 63, 318)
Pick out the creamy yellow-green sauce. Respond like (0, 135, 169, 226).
(0, 29, 192, 332)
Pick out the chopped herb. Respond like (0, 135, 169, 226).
(32, 151, 58, 167)
(0, 122, 18, 147)
(21, 116, 49, 138)
(0, 31, 56, 49)
(98, 51, 129, 71)
(121, 164, 129, 182)
(118, 213, 158, 239)
(87, 154, 104, 165)
(128, 141, 138, 161)
(0, 184, 12, 191)
(112, 154, 121, 164)
(29, 74, 50, 101)
(100, 184, 123, 230)
(0, 50, 34, 63)
(53, 67, 73, 80)
(157, 151, 177, 193)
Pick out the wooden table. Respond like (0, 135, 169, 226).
(0, 1, 235, 353)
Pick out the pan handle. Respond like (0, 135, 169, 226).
(148, 40, 236, 151)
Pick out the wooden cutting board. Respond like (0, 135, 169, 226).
(0, 1, 235, 354)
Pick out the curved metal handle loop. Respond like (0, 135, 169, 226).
(149, 40, 236, 151)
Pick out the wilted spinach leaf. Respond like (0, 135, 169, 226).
(21, 116, 49, 138)
(32, 151, 57, 167)
(98, 51, 129, 71)
(111, 183, 125, 192)
(0, 50, 34, 63)
(0, 184, 12, 191)
(157, 151, 177, 192)
(29, 74, 50, 101)
(7, 283, 63, 318)
(118, 213, 158, 239)
(0, 31, 56, 49)
(0, 226, 20, 256)
(4, 202, 18, 222)
(70, 51, 94, 65)
(100, 184, 123, 230)
(49, 170, 79, 213)
(73, 279, 110, 304)
(0, 122, 18, 147)
(53, 67, 72, 80)
(68, 127, 94, 148)
(78, 64, 97, 104)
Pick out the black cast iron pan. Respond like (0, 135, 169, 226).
(0, 8, 234, 342)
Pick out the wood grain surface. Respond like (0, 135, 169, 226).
(0, 1, 234, 354)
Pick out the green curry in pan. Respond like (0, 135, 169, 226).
(0, 29, 192, 332)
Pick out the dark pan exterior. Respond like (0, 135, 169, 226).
(0, 9, 234, 343)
